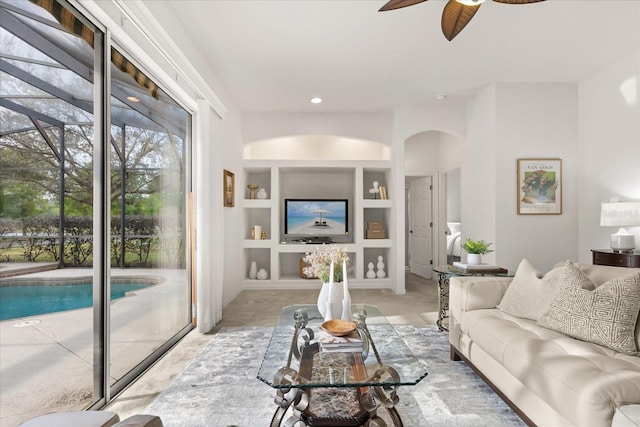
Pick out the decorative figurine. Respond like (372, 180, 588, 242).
(366, 262, 376, 279)
(376, 255, 386, 278)
(369, 181, 380, 199)
(247, 184, 258, 199)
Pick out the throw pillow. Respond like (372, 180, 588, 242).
(497, 258, 563, 320)
(537, 262, 640, 356)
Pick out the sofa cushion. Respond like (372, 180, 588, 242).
(497, 258, 563, 320)
(537, 262, 640, 356)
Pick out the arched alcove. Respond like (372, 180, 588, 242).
(243, 135, 390, 160)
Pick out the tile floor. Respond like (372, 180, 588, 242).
(105, 272, 440, 419)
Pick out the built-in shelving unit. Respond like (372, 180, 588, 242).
(242, 160, 394, 289)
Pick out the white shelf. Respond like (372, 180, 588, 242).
(361, 199, 392, 208)
(278, 243, 358, 253)
(242, 162, 395, 289)
(242, 199, 273, 208)
(362, 239, 392, 248)
(242, 239, 273, 248)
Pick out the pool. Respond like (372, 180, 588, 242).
(0, 281, 154, 321)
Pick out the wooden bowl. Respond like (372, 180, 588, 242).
(321, 319, 357, 336)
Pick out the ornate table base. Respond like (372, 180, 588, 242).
(436, 272, 450, 332)
(270, 309, 404, 427)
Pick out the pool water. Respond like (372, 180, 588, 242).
(0, 283, 152, 321)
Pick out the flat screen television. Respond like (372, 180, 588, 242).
(284, 199, 349, 238)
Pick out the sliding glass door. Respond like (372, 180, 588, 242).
(108, 47, 191, 388)
(0, 1, 193, 424)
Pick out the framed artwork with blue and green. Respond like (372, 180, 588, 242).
(517, 158, 562, 215)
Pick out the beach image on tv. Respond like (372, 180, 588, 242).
(286, 200, 347, 235)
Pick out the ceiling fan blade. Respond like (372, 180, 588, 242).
(493, 0, 546, 3)
(441, 0, 481, 41)
(379, 0, 428, 12)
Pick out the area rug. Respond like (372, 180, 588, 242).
(146, 325, 525, 427)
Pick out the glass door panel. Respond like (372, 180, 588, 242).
(108, 48, 191, 385)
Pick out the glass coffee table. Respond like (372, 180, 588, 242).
(258, 304, 428, 427)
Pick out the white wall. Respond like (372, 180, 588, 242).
(438, 133, 463, 173)
(446, 169, 461, 222)
(244, 135, 388, 160)
(462, 83, 580, 272)
(494, 83, 579, 272)
(578, 50, 640, 262)
(461, 86, 498, 266)
(243, 112, 393, 144)
(404, 132, 439, 173)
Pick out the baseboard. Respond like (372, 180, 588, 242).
(449, 344, 536, 427)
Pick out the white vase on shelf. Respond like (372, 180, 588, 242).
(257, 269, 268, 280)
(249, 261, 257, 279)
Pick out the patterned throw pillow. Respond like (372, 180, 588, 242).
(537, 262, 640, 356)
(498, 258, 563, 320)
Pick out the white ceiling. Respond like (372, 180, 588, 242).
(166, 0, 640, 113)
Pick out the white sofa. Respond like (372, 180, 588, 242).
(448, 262, 640, 427)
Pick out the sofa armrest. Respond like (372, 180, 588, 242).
(449, 276, 513, 351)
(450, 276, 513, 314)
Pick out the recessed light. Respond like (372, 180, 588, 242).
(435, 94, 446, 100)
(310, 97, 322, 104)
(127, 96, 140, 103)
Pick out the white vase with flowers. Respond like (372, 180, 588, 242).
(303, 245, 351, 320)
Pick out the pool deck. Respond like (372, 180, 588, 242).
(0, 262, 59, 279)
(0, 265, 188, 427)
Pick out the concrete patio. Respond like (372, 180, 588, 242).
(0, 266, 189, 427)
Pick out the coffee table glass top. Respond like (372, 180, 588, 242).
(257, 304, 428, 389)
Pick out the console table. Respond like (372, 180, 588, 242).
(591, 249, 640, 268)
(433, 265, 512, 332)
(258, 304, 428, 427)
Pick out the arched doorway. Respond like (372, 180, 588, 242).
(404, 130, 463, 277)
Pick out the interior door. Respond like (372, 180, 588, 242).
(409, 177, 433, 279)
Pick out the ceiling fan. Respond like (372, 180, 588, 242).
(379, 0, 546, 41)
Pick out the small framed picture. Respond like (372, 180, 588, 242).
(517, 158, 562, 215)
(223, 169, 235, 207)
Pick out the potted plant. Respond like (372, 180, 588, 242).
(460, 238, 493, 265)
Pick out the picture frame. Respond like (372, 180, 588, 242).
(223, 169, 235, 207)
(517, 158, 562, 215)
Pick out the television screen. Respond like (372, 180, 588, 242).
(284, 199, 348, 236)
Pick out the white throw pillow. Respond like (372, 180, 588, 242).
(497, 258, 563, 320)
(537, 261, 640, 356)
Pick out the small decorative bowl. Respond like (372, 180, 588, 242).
(321, 319, 357, 336)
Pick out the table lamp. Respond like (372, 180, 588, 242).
(600, 201, 640, 252)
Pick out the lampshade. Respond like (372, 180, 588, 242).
(600, 202, 640, 227)
(600, 202, 640, 252)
